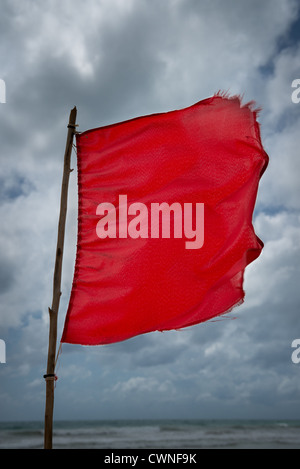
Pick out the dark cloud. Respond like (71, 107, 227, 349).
(132, 341, 186, 367)
(0, 254, 15, 294)
(0, 175, 34, 201)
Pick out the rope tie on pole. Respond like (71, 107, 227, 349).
(43, 374, 57, 381)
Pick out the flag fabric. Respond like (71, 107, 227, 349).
(61, 93, 268, 346)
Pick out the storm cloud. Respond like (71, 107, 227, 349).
(0, 0, 300, 422)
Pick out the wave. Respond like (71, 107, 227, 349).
(1, 420, 300, 449)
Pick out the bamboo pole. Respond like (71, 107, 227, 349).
(44, 106, 77, 449)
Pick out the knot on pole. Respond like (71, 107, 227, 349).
(43, 374, 58, 382)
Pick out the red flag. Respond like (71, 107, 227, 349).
(61, 93, 268, 345)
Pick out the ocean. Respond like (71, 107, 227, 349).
(0, 419, 300, 449)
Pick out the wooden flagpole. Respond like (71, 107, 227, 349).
(44, 106, 77, 449)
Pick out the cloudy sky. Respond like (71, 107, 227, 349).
(0, 0, 300, 422)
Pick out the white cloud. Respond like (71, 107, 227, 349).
(109, 376, 176, 402)
(244, 211, 300, 309)
(260, 119, 300, 209)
